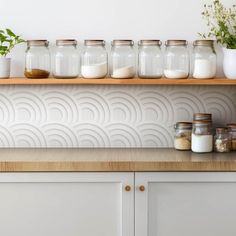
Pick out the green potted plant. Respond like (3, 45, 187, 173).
(0, 29, 25, 79)
(200, 0, 236, 79)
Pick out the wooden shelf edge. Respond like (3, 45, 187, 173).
(0, 77, 236, 85)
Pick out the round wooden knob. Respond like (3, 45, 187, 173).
(125, 185, 131, 192)
(139, 185, 145, 192)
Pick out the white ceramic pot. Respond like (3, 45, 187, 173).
(0, 57, 11, 79)
(223, 48, 236, 79)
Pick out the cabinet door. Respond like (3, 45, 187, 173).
(135, 172, 236, 236)
(0, 172, 134, 236)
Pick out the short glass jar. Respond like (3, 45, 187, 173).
(53, 39, 79, 79)
(174, 122, 192, 151)
(227, 124, 236, 151)
(138, 40, 163, 79)
(164, 40, 189, 79)
(192, 40, 216, 79)
(191, 120, 213, 153)
(25, 40, 50, 78)
(81, 40, 108, 79)
(193, 113, 212, 121)
(214, 127, 231, 153)
(110, 40, 135, 79)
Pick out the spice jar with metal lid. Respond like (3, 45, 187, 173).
(53, 39, 79, 79)
(164, 40, 189, 79)
(138, 40, 163, 79)
(191, 120, 213, 153)
(110, 40, 135, 79)
(193, 113, 212, 121)
(192, 40, 216, 79)
(25, 40, 50, 78)
(174, 122, 192, 151)
(81, 40, 108, 79)
(214, 127, 231, 153)
(227, 124, 236, 151)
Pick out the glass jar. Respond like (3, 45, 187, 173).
(110, 40, 135, 79)
(138, 40, 163, 79)
(25, 40, 50, 78)
(227, 124, 236, 151)
(81, 40, 108, 79)
(192, 40, 216, 79)
(164, 40, 189, 79)
(193, 113, 212, 121)
(53, 39, 79, 79)
(214, 128, 231, 153)
(191, 121, 213, 153)
(174, 122, 192, 151)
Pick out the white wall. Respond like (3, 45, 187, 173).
(1, 0, 235, 76)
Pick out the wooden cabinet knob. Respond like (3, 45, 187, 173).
(125, 185, 131, 192)
(139, 185, 145, 192)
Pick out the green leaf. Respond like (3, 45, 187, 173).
(6, 28, 16, 37)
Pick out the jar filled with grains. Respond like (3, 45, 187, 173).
(227, 124, 236, 151)
(174, 122, 192, 151)
(214, 128, 231, 153)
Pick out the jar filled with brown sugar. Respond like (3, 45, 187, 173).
(227, 124, 236, 151)
(25, 40, 50, 78)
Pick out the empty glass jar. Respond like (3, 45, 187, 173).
(192, 40, 216, 79)
(110, 40, 135, 79)
(214, 127, 231, 153)
(81, 40, 108, 79)
(53, 39, 79, 79)
(138, 40, 163, 79)
(164, 40, 189, 79)
(25, 40, 50, 78)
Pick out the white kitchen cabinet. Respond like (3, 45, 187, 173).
(0, 172, 134, 236)
(135, 172, 236, 236)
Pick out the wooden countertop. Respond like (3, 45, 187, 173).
(0, 148, 236, 172)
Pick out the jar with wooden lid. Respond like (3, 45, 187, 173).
(191, 120, 213, 153)
(164, 40, 189, 79)
(227, 124, 236, 151)
(110, 40, 135, 79)
(214, 127, 231, 153)
(81, 40, 108, 79)
(193, 113, 212, 121)
(53, 39, 79, 79)
(138, 40, 163, 79)
(25, 40, 50, 78)
(174, 122, 192, 151)
(192, 40, 216, 79)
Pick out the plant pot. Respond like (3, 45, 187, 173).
(223, 48, 236, 79)
(0, 58, 11, 79)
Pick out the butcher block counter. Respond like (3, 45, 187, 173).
(0, 148, 236, 172)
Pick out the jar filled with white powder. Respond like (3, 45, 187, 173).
(138, 40, 163, 79)
(53, 39, 79, 79)
(164, 40, 189, 79)
(110, 40, 136, 79)
(191, 120, 213, 153)
(81, 40, 108, 79)
(192, 40, 216, 79)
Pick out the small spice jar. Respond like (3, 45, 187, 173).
(53, 39, 79, 79)
(192, 40, 216, 79)
(193, 113, 212, 121)
(191, 120, 213, 153)
(174, 122, 192, 151)
(227, 124, 236, 151)
(214, 127, 231, 153)
(25, 40, 50, 78)
(138, 40, 163, 79)
(81, 40, 108, 79)
(110, 40, 135, 79)
(164, 40, 189, 79)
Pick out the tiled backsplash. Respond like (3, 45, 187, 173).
(0, 85, 235, 147)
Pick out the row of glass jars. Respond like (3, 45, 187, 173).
(174, 113, 236, 153)
(24, 39, 216, 79)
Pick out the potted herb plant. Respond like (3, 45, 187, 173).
(200, 0, 236, 79)
(0, 29, 25, 79)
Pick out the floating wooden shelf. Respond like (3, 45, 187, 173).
(0, 77, 236, 85)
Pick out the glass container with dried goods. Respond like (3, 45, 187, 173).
(110, 40, 135, 79)
(53, 39, 79, 79)
(227, 124, 236, 151)
(214, 127, 231, 153)
(25, 40, 50, 78)
(174, 122, 192, 151)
